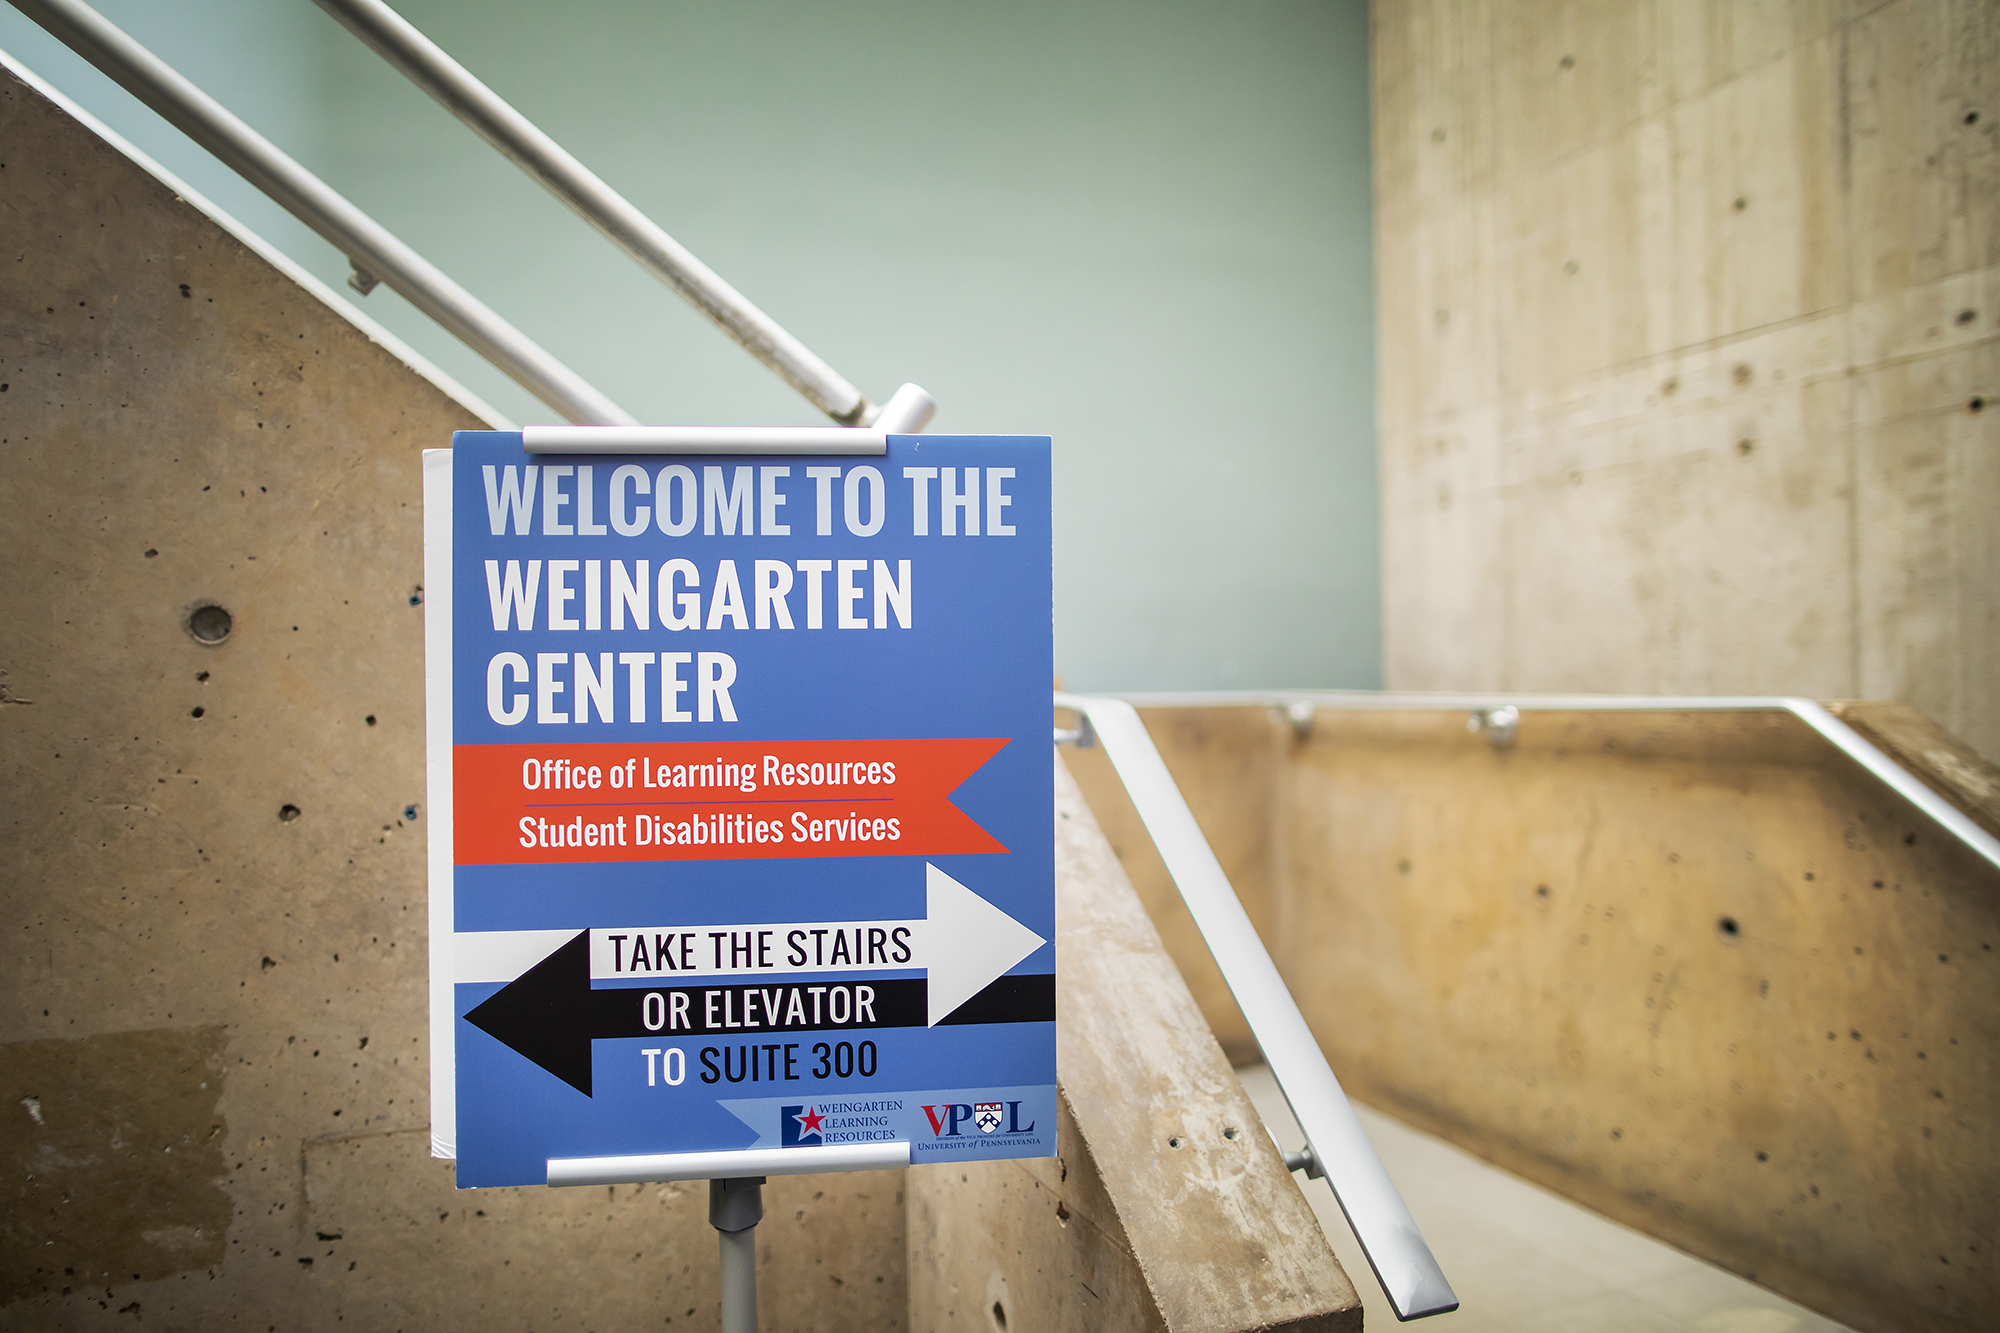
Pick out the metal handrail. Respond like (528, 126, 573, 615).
(1066, 686, 1999, 1314)
(8, 0, 637, 427)
(1054, 692, 1460, 1322)
(312, 0, 878, 427)
(1115, 690, 2000, 875)
(13, 0, 938, 436)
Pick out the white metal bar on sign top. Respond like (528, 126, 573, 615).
(312, 0, 877, 426)
(522, 426, 889, 455)
(9, 0, 637, 428)
(1052, 693, 1460, 1321)
(548, 1141, 911, 1187)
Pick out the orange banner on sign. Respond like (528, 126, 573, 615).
(453, 737, 1010, 866)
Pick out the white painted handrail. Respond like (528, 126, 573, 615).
(11, 0, 941, 436)
(312, 0, 880, 427)
(1116, 690, 2000, 875)
(8, 0, 637, 427)
(1054, 692, 1461, 1321)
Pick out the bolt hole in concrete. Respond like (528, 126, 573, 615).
(1168, 1136, 1183, 1149)
(365, 714, 377, 726)
(189, 707, 204, 719)
(1966, 110, 1981, 125)
(985, 1272, 1011, 1333)
(278, 804, 301, 823)
(186, 603, 232, 644)
(1719, 917, 1741, 938)
(1969, 396, 1985, 413)
(1223, 1125, 1240, 1140)
(403, 804, 419, 821)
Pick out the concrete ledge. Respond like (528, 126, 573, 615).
(906, 756, 1360, 1332)
(1069, 700, 2000, 1333)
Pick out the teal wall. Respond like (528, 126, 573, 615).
(2, 0, 1378, 692)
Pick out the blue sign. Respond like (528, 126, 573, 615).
(423, 432, 1055, 1187)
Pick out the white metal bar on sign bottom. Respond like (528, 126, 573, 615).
(548, 1141, 910, 1187)
(1053, 692, 1459, 1321)
(521, 426, 888, 455)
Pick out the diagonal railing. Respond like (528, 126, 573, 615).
(9, 0, 636, 426)
(1055, 692, 1461, 1321)
(310, 0, 881, 428)
(1118, 690, 2000, 876)
(9, 0, 936, 434)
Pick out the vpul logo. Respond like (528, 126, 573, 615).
(781, 1104, 826, 1147)
(921, 1100, 1035, 1137)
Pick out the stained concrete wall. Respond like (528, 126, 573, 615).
(0, 64, 908, 1330)
(1069, 698, 2000, 1333)
(1372, 0, 2000, 760)
(1, 67, 1360, 1333)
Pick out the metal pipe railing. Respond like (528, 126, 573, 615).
(1117, 690, 2000, 875)
(7, 0, 638, 427)
(1054, 692, 1461, 1322)
(1068, 686, 2000, 1314)
(312, 0, 878, 427)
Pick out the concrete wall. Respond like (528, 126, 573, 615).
(1068, 698, 2000, 1333)
(1372, 0, 2000, 760)
(0, 0, 1384, 697)
(1, 70, 1358, 1333)
(0, 63, 907, 1332)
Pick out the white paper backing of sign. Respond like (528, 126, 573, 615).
(423, 448, 458, 1159)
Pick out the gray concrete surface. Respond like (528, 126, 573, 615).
(1374, 0, 2000, 761)
(1239, 1064, 1858, 1333)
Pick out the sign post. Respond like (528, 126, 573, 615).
(422, 430, 1055, 1319)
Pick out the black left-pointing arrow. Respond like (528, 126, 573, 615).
(464, 932, 1052, 1097)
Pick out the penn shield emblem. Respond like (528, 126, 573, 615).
(974, 1102, 1005, 1134)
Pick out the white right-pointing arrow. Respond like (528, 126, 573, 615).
(913, 862, 1048, 1026)
(453, 862, 1048, 1027)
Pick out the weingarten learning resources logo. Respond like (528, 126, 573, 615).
(921, 1098, 1036, 1138)
(780, 1099, 901, 1147)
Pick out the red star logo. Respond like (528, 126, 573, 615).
(794, 1106, 825, 1137)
